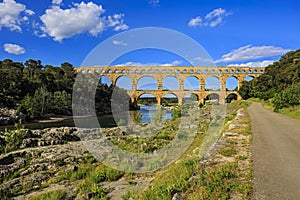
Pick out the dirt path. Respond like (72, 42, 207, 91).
(248, 102, 300, 200)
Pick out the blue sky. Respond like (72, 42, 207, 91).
(1, 0, 299, 68)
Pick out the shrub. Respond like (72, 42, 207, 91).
(273, 84, 300, 111)
(3, 121, 26, 153)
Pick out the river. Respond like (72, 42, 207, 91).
(0, 105, 172, 131)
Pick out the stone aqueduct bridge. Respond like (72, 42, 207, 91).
(75, 66, 265, 105)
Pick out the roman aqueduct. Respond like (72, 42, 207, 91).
(75, 66, 264, 105)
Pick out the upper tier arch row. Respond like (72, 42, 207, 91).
(75, 66, 265, 76)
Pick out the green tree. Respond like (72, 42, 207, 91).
(51, 91, 72, 115)
(24, 59, 43, 80)
(273, 84, 300, 111)
(18, 87, 52, 119)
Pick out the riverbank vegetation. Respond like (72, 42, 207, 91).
(239, 49, 300, 117)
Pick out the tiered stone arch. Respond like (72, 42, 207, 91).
(76, 66, 265, 105)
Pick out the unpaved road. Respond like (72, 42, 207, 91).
(248, 103, 300, 200)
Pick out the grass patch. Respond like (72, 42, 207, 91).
(28, 190, 67, 200)
(237, 155, 248, 160)
(182, 161, 252, 199)
(220, 146, 237, 157)
(277, 106, 300, 120)
(75, 179, 109, 200)
(134, 158, 199, 199)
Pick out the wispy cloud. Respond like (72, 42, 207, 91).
(112, 40, 127, 46)
(188, 17, 202, 27)
(161, 60, 182, 66)
(215, 45, 290, 63)
(3, 43, 25, 55)
(115, 60, 183, 66)
(230, 60, 275, 68)
(149, 0, 160, 7)
(188, 8, 231, 28)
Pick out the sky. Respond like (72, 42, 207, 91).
(1, 0, 299, 66)
(1, 0, 300, 91)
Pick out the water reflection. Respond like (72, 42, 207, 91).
(0, 106, 172, 131)
(139, 105, 172, 123)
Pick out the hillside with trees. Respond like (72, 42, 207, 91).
(0, 59, 131, 122)
(239, 49, 300, 111)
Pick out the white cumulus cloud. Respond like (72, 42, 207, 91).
(215, 45, 290, 63)
(3, 43, 25, 55)
(188, 8, 231, 28)
(38, 2, 129, 42)
(0, 0, 34, 32)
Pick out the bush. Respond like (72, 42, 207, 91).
(273, 84, 300, 110)
(2, 121, 26, 153)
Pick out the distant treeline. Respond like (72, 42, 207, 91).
(0, 59, 131, 120)
(238, 49, 300, 110)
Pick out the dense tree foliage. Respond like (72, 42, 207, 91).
(0, 58, 132, 121)
(239, 49, 300, 110)
(0, 59, 75, 108)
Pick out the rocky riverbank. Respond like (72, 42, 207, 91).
(0, 108, 26, 125)
(0, 101, 253, 199)
(0, 126, 151, 199)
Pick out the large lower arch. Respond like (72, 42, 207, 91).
(226, 76, 238, 91)
(116, 76, 132, 90)
(137, 93, 158, 105)
(183, 93, 199, 104)
(162, 76, 179, 90)
(184, 76, 200, 90)
(226, 93, 238, 103)
(162, 93, 178, 106)
(205, 93, 220, 104)
(137, 76, 158, 90)
(205, 76, 220, 91)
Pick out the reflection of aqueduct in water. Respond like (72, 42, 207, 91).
(76, 66, 265, 105)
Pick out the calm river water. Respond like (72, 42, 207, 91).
(0, 105, 172, 131)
